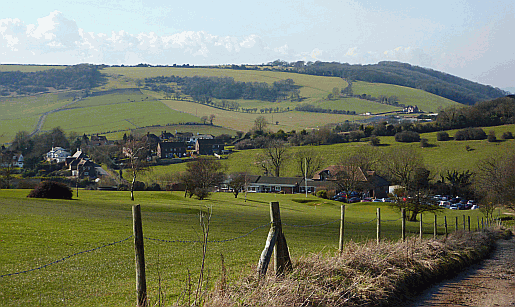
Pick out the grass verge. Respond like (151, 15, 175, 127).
(205, 227, 512, 307)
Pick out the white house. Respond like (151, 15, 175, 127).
(46, 147, 71, 163)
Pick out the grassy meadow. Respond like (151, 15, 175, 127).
(0, 189, 489, 306)
(133, 124, 515, 185)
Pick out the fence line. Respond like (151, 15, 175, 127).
(284, 219, 340, 228)
(0, 235, 133, 278)
(144, 223, 271, 244)
(346, 218, 377, 225)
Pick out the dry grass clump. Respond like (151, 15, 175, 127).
(205, 228, 510, 307)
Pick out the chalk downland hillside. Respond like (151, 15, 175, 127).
(0, 62, 487, 144)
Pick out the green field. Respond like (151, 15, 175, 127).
(41, 91, 200, 136)
(136, 124, 515, 184)
(0, 65, 67, 72)
(0, 189, 489, 306)
(0, 65, 467, 144)
(352, 81, 460, 112)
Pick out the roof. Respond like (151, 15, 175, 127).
(248, 175, 303, 186)
(313, 165, 367, 181)
(158, 141, 186, 149)
(196, 139, 224, 145)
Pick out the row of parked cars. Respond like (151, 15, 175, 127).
(437, 198, 478, 210)
(333, 193, 479, 210)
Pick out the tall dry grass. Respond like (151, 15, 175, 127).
(204, 227, 511, 307)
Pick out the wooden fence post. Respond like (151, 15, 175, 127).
(257, 202, 291, 277)
(444, 216, 448, 237)
(132, 205, 147, 307)
(419, 214, 423, 240)
(481, 217, 484, 229)
(339, 205, 345, 253)
(463, 215, 466, 231)
(467, 216, 471, 232)
(477, 216, 480, 231)
(273, 202, 292, 275)
(433, 215, 437, 238)
(455, 216, 458, 231)
(376, 208, 381, 244)
(401, 208, 406, 242)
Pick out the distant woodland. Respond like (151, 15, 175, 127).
(144, 75, 301, 102)
(0, 64, 104, 96)
(265, 60, 509, 105)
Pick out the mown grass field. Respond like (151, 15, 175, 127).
(0, 189, 489, 306)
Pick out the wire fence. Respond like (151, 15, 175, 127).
(1, 203, 502, 306)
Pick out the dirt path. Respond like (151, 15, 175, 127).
(406, 236, 515, 307)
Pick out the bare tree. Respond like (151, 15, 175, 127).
(227, 172, 249, 198)
(475, 153, 515, 213)
(295, 148, 324, 178)
(379, 147, 424, 191)
(209, 114, 215, 125)
(253, 116, 268, 133)
(122, 136, 150, 201)
(258, 140, 289, 177)
(179, 157, 226, 200)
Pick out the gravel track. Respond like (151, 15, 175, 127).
(406, 235, 515, 307)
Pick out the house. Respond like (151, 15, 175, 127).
(313, 165, 389, 198)
(157, 142, 188, 158)
(0, 153, 23, 168)
(245, 175, 303, 194)
(160, 131, 174, 141)
(195, 139, 224, 155)
(46, 147, 71, 163)
(189, 134, 214, 144)
(175, 132, 194, 142)
(90, 134, 109, 146)
(65, 149, 86, 166)
(403, 105, 420, 114)
(76, 159, 97, 178)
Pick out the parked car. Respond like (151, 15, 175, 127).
(348, 197, 361, 203)
(372, 199, 383, 202)
(439, 201, 451, 208)
(361, 197, 373, 202)
(471, 204, 479, 210)
(449, 204, 459, 210)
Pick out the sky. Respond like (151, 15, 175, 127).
(1, 0, 514, 90)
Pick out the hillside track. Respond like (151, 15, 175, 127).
(406, 235, 515, 307)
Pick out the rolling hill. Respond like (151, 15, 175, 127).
(0, 62, 493, 144)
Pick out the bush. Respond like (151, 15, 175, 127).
(420, 138, 430, 147)
(436, 131, 450, 141)
(369, 136, 380, 146)
(487, 130, 497, 142)
(501, 131, 514, 140)
(132, 181, 146, 191)
(316, 190, 328, 199)
(146, 182, 161, 191)
(454, 127, 487, 141)
(394, 131, 421, 143)
(27, 181, 73, 200)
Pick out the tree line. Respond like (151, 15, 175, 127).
(0, 64, 104, 96)
(144, 75, 301, 102)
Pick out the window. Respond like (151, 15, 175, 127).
(275, 186, 282, 191)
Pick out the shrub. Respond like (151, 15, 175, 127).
(369, 136, 380, 146)
(146, 182, 161, 191)
(394, 131, 420, 143)
(487, 130, 497, 142)
(454, 127, 487, 140)
(132, 181, 146, 191)
(420, 138, 430, 147)
(27, 181, 73, 200)
(436, 131, 450, 141)
(501, 131, 514, 140)
(316, 190, 328, 199)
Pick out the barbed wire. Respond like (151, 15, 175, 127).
(0, 235, 133, 278)
(381, 217, 403, 222)
(144, 223, 271, 244)
(346, 218, 377, 225)
(283, 219, 340, 228)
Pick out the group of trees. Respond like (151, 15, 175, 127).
(294, 103, 356, 115)
(144, 75, 301, 103)
(0, 64, 104, 96)
(262, 60, 508, 105)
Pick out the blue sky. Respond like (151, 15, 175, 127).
(1, 0, 514, 89)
